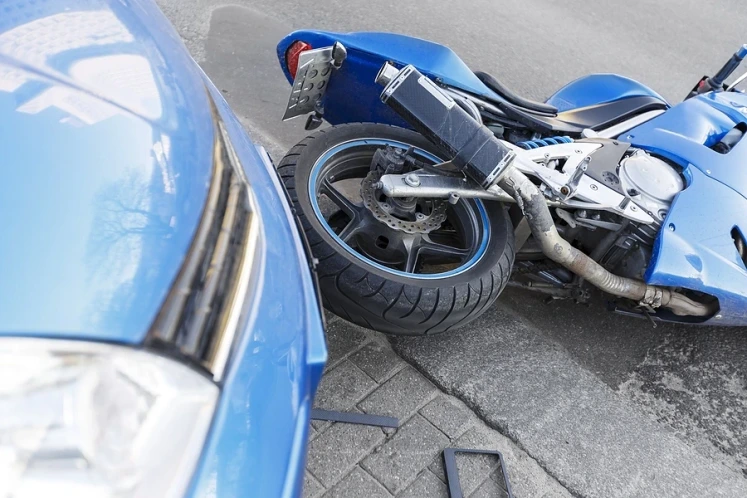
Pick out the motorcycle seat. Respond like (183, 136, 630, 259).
(475, 71, 559, 115)
(475, 70, 668, 135)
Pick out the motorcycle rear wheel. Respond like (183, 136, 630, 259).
(277, 123, 515, 335)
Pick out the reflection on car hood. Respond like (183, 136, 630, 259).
(0, 0, 215, 343)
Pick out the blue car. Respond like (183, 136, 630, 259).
(0, 1, 326, 497)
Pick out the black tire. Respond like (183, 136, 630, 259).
(277, 123, 515, 335)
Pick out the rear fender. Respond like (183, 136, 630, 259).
(277, 30, 497, 126)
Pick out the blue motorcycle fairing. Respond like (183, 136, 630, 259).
(279, 30, 496, 128)
(546, 74, 669, 112)
(645, 167, 747, 325)
(278, 30, 669, 128)
(0, 0, 214, 342)
(624, 91, 747, 324)
(278, 30, 497, 100)
(625, 91, 747, 195)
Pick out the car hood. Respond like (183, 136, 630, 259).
(0, 1, 214, 343)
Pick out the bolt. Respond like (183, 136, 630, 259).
(577, 210, 588, 218)
(404, 173, 420, 187)
(706, 169, 712, 175)
(448, 192, 460, 205)
(715, 314, 723, 320)
(416, 213, 426, 220)
(590, 184, 598, 191)
(592, 213, 601, 221)
(631, 205, 638, 212)
(374, 181, 384, 190)
(575, 149, 582, 154)
(560, 186, 570, 196)
(382, 203, 391, 210)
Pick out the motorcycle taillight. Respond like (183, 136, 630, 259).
(286, 41, 312, 78)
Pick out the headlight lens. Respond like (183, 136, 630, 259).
(0, 338, 218, 498)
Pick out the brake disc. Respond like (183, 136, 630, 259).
(361, 172, 447, 234)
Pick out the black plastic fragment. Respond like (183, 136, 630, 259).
(310, 409, 399, 428)
(443, 447, 513, 498)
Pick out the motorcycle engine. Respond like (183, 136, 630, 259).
(597, 150, 685, 280)
(618, 150, 685, 222)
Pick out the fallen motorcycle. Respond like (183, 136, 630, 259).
(276, 30, 747, 335)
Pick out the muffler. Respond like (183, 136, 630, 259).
(376, 63, 717, 317)
(376, 63, 514, 188)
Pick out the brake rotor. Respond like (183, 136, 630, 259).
(360, 172, 447, 234)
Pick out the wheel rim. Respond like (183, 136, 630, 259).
(309, 139, 490, 280)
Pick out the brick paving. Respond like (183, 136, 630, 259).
(304, 315, 571, 498)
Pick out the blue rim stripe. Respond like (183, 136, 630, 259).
(308, 138, 490, 280)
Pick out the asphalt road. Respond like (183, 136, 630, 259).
(156, 1, 747, 495)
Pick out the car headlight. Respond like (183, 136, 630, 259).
(0, 338, 218, 498)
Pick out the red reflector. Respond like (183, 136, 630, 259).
(286, 41, 312, 79)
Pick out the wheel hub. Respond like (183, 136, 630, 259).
(361, 172, 447, 234)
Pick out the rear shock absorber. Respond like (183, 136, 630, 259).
(517, 136, 573, 150)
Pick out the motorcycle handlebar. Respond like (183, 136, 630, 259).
(705, 44, 747, 91)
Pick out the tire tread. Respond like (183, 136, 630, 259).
(277, 123, 514, 335)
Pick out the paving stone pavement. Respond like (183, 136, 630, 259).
(305, 315, 572, 498)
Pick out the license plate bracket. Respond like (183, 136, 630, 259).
(283, 46, 336, 121)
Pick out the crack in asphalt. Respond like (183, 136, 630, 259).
(392, 339, 582, 498)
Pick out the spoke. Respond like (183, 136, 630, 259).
(337, 219, 363, 243)
(419, 235, 471, 260)
(320, 178, 360, 218)
(403, 237, 421, 273)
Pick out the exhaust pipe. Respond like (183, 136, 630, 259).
(376, 63, 514, 188)
(496, 165, 716, 317)
(376, 63, 717, 318)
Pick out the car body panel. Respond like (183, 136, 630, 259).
(0, 0, 214, 342)
(0, 1, 327, 495)
(187, 83, 326, 498)
(624, 91, 747, 324)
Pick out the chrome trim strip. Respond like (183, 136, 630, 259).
(147, 103, 263, 381)
(207, 125, 264, 382)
